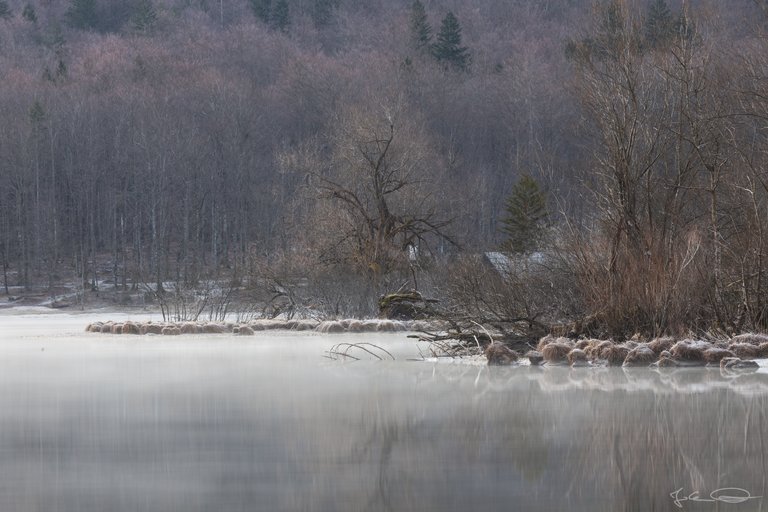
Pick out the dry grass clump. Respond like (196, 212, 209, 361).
(236, 325, 255, 335)
(179, 322, 200, 334)
(729, 333, 768, 346)
(575, 339, 591, 350)
(579, 339, 603, 359)
(542, 342, 572, 363)
(122, 321, 141, 334)
(376, 320, 397, 332)
(702, 347, 735, 364)
(202, 323, 227, 333)
(623, 346, 656, 367)
(591, 340, 613, 359)
(567, 348, 588, 367)
(111, 323, 123, 334)
(161, 326, 181, 335)
(584, 340, 605, 361)
(142, 323, 164, 335)
(485, 343, 519, 366)
(758, 343, 768, 358)
(317, 321, 345, 333)
(655, 353, 679, 368)
(669, 340, 709, 363)
(621, 340, 639, 351)
(730, 343, 759, 359)
(347, 320, 365, 332)
(85, 322, 102, 332)
(721, 357, 760, 371)
(648, 337, 674, 355)
(536, 335, 556, 352)
(376, 320, 405, 332)
(295, 319, 320, 331)
(601, 345, 630, 366)
(250, 320, 283, 330)
(525, 350, 544, 366)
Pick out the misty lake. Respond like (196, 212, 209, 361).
(1, 309, 767, 512)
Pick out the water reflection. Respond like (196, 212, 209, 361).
(0, 339, 766, 511)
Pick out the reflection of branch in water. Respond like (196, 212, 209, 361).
(760, 406, 767, 503)
(564, 388, 768, 509)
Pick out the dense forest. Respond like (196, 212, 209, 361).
(1, 0, 768, 336)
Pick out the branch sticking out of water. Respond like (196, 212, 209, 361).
(325, 342, 396, 361)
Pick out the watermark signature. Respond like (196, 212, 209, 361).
(670, 487, 762, 509)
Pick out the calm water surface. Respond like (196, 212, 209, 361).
(1, 309, 767, 511)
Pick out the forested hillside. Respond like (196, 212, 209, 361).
(1, 0, 768, 335)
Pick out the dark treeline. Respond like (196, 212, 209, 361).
(1, 0, 767, 336)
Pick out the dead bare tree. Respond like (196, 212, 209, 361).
(566, 1, 733, 336)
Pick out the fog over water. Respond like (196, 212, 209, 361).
(1, 309, 767, 511)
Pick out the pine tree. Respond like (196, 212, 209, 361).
(132, 0, 158, 33)
(56, 60, 68, 79)
(431, 11, 470, 71)
(29, 101, 46, 126)
(410, 0, 432, 51)
(500, 175, 548, 254)
(312, 0, 337, 28)
(48, 24, 66, 54)
(271, 0, 290, 33)
(249, 0, 271, 24)
(644, 0, 673, 48)
(22, 4, 36, 23)
(0, 1, 12, 20)
(66, 0, 98, 31)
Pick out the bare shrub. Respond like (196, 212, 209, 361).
(438, 253, 562, 339)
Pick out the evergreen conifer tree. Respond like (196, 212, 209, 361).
(271, 0, 290, 33)
(66, 0, 98, 31)
(312, 0, 337, 28)
(56, 60, 68, 79)
(249, 0, 271, 24)
(0, 2, 12, 20)
(132, 0, 158, 33)
(22, 4, 36, 23)
(644, 0, 673, 48)
(431, 11, 470, 71)
(410, 1, 432, 51)
(48, 24, 66, 53)
(29, 101, 46, 126)
(500, 175, 548, 254)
